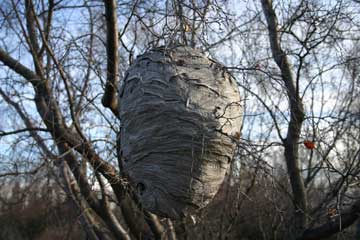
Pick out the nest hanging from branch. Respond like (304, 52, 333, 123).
(119, 46, 243, 219)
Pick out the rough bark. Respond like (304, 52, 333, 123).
(260, 0, 307, 237)
(102, 0, 120, 116)
(119, 46, 243, 219)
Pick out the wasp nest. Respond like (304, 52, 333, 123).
(119, 46, 242, 219)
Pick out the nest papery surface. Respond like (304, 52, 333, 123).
(119, 46, 243, 219)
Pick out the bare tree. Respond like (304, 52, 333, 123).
(0, 0, 359, 239)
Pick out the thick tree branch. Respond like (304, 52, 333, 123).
(24, 0, 45, 76)
(0, 87, 55, 158)
(38, 0, 54, 56)
(298, 199, 360, 240)
(0, 48, 122, 192)
(61, 159, 111, 240)
(28, 2, 86, 142)
(96, 172, 131, 240)
(174, 0, 188, 45)
(0, 46, 156, 239)
(102, 0, 119, 117)
(25, 0, 40, 55)
(61, 142, 132, 240)
(261, 0, 307, 236)
(0, 48, 40, 83)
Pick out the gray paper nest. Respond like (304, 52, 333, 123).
(119, 46, 243, 219)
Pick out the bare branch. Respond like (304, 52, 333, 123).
(0, 127, 49, 137)
(102, 0, 119, 117)
(298, 199, 360, 240)
(0, 48, 40, 83)
(95, 172, 131, 240)
(261, 0, 308, 235)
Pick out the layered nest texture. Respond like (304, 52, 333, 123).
(119, 46, 243, 219)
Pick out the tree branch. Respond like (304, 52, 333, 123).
(0, 38, 154, 240)
(261, 0, 308, 236)
(61, 160, 107, 240)
(102, 0, 119, 117)
(0, 87, 55, 158)
(0, 127, 49, 137)
(95, 172, 131, 240)
(298, 199, 360, 240)
(0, 48, 40, 83)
